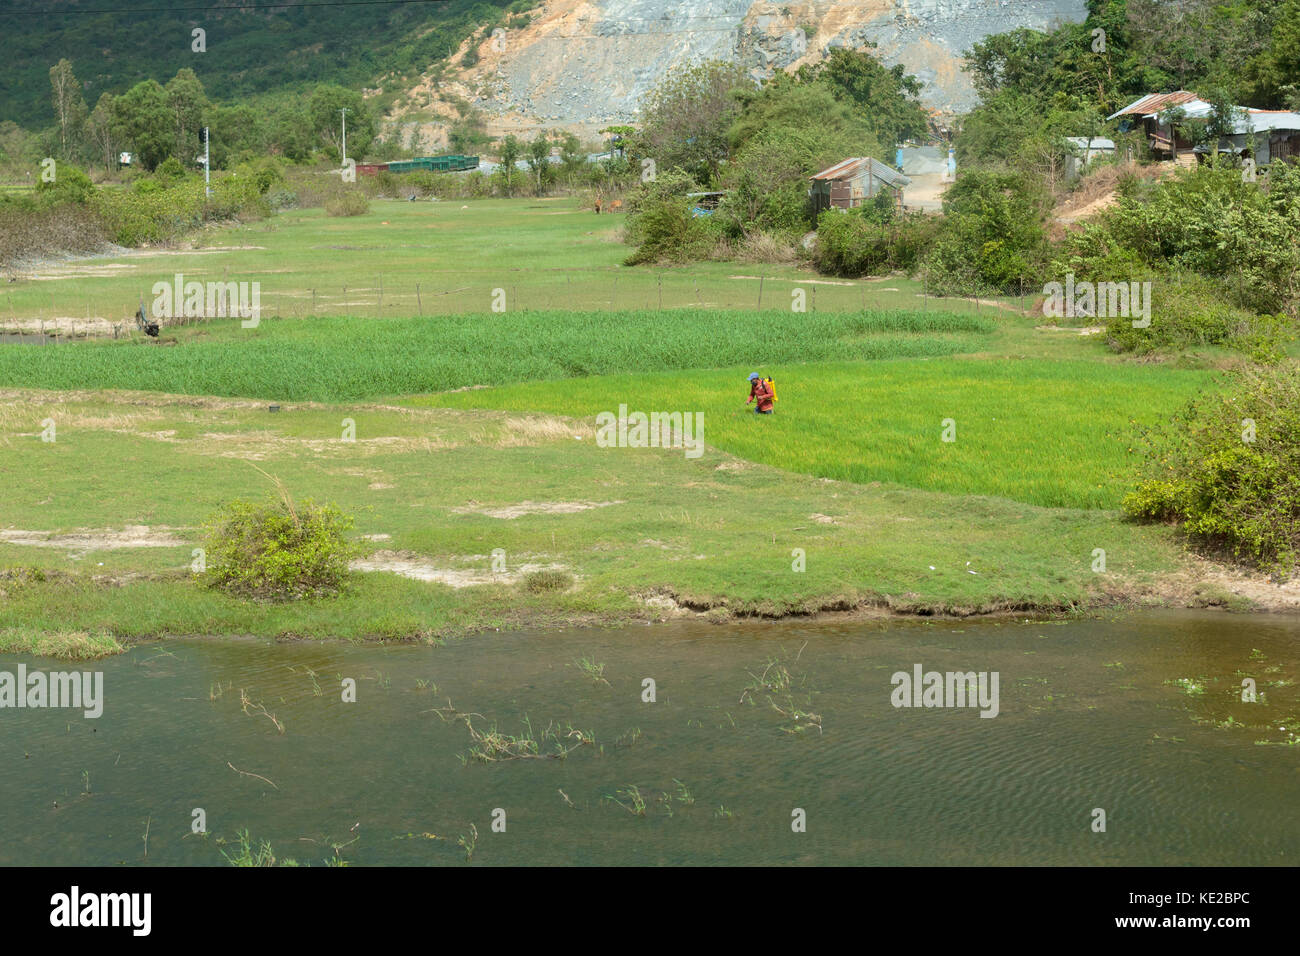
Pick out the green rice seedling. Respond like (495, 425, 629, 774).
(609, 785, 647, 817)
(575, 655, 609, 684)
(220, 829, 277, 867)
(672, 779, 694, 805)
(457, 823, 478, 862)
(1168, 677, 1206, 697)
(0, 307, 992, 403)
(434, 701, 593, 763)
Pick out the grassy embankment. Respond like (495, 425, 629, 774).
(0, 198, 1238, 655)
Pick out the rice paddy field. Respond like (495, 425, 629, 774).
(0, 196, 1262, 650)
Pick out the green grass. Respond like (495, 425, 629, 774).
(0, 389, 1199, 642)
(0, 626, 124, 660)
(416, 358, 1211, 509)
(0, 308, 993, 401)
(1, 197, 1016, 325)
(0, 194, 1253, 640)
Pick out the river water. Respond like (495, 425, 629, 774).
(2, 610, 1296, 866)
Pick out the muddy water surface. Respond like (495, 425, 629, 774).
(2, 610, 1297, 866)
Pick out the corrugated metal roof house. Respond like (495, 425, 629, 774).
(809, 157, 911, 214)
(1108, 92, 1300, 165)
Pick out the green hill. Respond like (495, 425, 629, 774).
(0, 0, 530, 129)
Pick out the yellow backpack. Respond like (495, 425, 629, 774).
(764, 377, 778, 402)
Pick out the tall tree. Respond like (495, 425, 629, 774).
(86, 92, 120, 170)
(526, 132, 551, 196)
(638, 60, 750, 184)
(308, 85, 374, 160)
(112, 79, 172, 170)
(165, 69, 209, 166)
(497, 134, 521, 193)
(811, 46, 928, 145)
(49, 59, 88, 158)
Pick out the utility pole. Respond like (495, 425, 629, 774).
(339, 108, 351, 166)
(203, 127, 211, 197)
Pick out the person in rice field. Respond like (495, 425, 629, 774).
(746, 372, 774, 415)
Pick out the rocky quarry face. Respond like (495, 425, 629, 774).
(433, 0, 1087, 130)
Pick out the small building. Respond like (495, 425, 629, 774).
(1107, 91, 1202, 159)
(809, 157, 910, 214)
(1064, 136, 1116, 180)
(355, 163, 388, 176)
(1109, 92, 1300, 167)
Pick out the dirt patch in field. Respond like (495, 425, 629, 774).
(1145, 556, 1300, 612)
(0, 525, 187, 555)
(451, 500, 624, 519)
(1036, 324, 1105, 335)
(24, 263, 135, 280)
(0, 316, 118, 335)
(500, 415, 584, 445)
(195, 432, 455, 460)
(914, 293, 1025, 313)
(729, 275, 856, 287)
(351, 550, 567, 586)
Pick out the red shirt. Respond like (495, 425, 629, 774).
(748, 378, 774, 412)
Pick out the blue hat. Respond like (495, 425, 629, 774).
(748, 372, 760, 381)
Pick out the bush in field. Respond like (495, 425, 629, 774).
(1103, 161, 1300, 316)
(623, 169, 721, 264)
(1050, 225, 1293, 359)
(206, 174, 270, 223)
(202, 493, 360, 600)
(1123, 364, 1300, 574)
(921, 169, 1049, 294)
(0, 195, 107, 266)
(33, 161, 94, 206)
(718, 125, 858, 237)
(521, 569, 574, 592)
(814, 204, 941, 277)
(324, 190, 369, 217)
(92, 179, 206, 245)
(1102, 274, 1289, 360)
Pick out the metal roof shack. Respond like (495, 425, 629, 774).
(810, 157, 910, 214)
(1108, 93, 1300, 166)
(1107, 91, 1201, 120)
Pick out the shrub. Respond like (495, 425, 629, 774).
(33, 161, 94, 206)
(1103, 161, 1300, 316)
(324, 190, 369, 217)
(0, 196, 107, 266)
(202, 493, 360, 600)
(921, 170, 1049, 294)
(814, 206, 941, 276)
(622, 169, 721, 264)
(92, 180, 206, 245)
(1123, 364, 1300, 574)
(521, 569, 574, 592)
(1101, 273, 1288, 359)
